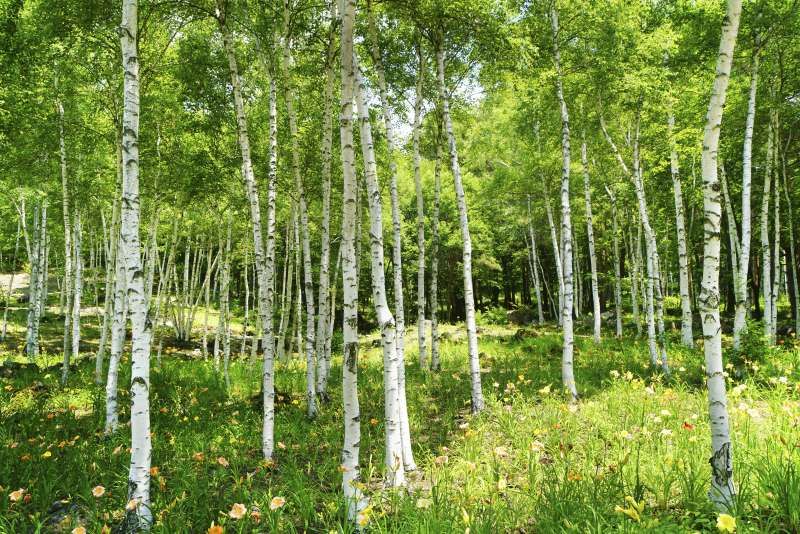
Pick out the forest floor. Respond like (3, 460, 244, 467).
(1, 306, 799, 533)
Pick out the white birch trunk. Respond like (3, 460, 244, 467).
(551, 6, 578, 401)
(669, 114, 694, 348)
(339, 0, 368, 519)
(354, 54, 405, 486)
(366, 1, 415, 472)
(581, 140, 601, 342)
(437, 45, 484, 412)
(733, 43, 759, 348)
(411, 43, 427, 367)
(760, 117, 774, 343)
(220, 218, 232, 388)
(105, 218, 127, 434)
(430, 133, 442, 371)
(699, 0, 740, 509)
(1, 216, 21, 340)
(771, 160, 780, 344)
(277, 222, 294, 362)
(527, 196, 544, 325)
(58, 97, 74, 377)
(544, 189, 564, 325)
(781, 148, 800, 335)
(120, 0, 153, 523)
(71, 213, 82, 359)
(216, 0, 275, 460)
(25, 205, 41, 361)
(315, 20, 336, 399)
(605, 186, 623, 337)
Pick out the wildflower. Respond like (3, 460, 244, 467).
(192, 452, 205, 461)
(530, 440, 546, 452)
(228, 503, 246, 519)
(277, 442, 287, 450)
(660, 429, 673, 437)
(778, 376, 788, 384)
(71, 527, 87, 534)
(217, 457, 229, 467)
(609, 370, 620, 379)
(623, 371, 634, 381)
(615, 496, 644, 522)
(731, 384, 746, 396)
(682, 422, 695, 431)
(269, 496, 286, 510)
(9, 488, 25, 502)
(92, 485, 106, 498)
(716, 513, 736, 532)
(126, 499, 139, 512)
(493, 446, 510, 458)
(356, 506, 371, 527)
(434, 455, 449, 465)
(207, 522, 224, 534)
(41, 450, 52, 459)
(416, 497, 433, 509)
(538, 384, 551, 395)
(369, 418, 379, 426)
(149, 466, 160, 476)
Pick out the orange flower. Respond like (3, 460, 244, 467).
(92, 485, 106, 498)
(369, 418, 379, 426)
(269, 496, 286, 510)
(217, 457, 229, 468)
(149, 466, 160, 476)
(9, 488, 25, 502)
(192, 452, 205, 462)
(250, 509, 262, 523)
(207, 522, 224, 534)
(228, 503, 246, 519)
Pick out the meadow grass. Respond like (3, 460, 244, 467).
(1, 314, 799, 533)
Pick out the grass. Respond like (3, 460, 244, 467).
(1, 304, 799, 533)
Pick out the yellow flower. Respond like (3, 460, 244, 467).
(92, 485, 106, 498)
(216, 456, 229, 467)
(228, 503, 246, 519)
(538, 384, 551, 395)
(9, 488, 25, 502)
(207, 522, 224, 534)
(269, 496, 286, 510)
(717, 513, 736, 532)
(41, 450, 52, 459)
(71, 527, 87, 534)
(614, 496, 644, 522)
(356, 506, 371, 527)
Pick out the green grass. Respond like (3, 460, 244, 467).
(1, 314, 799, 533)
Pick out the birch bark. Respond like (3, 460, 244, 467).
(339, 0, 368, 520)
(437, 44, 484, 412)
(581, 140, 600, 342)
(71, 213, 82, 359)
(760, 117, 774, 343)
(551, 5, 578, 401)
(605, 186, 623, 337)
(698, 0, 741, 509)
(430, 132, 442, 371)
(668, 114, 694, 347)
(527, 196, 544, 325)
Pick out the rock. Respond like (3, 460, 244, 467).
(507, 306, 535, 325)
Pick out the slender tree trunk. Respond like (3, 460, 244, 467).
(281, 2, 317, 417)
(354, 54, 405, 487)
(544, 188, 564, 326)
(733, 41, 759, 348)
(771, 152, 780, 344)
(761, 116, 774, 342)
(120, 0, 153, 523)
(366, 1, 415, 471)
(699, 0, 741, 509)
(315, 19, 336, 399)
(669, 114, 694, 347)
(277, 222, 294, 361)
(411, 42, 427, 367)
(241, 249, 249, 357)
(58, 96, 74, 378)
(71, 213, 82, 359)
(430, 132, 442, 371)
(105, 211, 127, 435)
(339, 0, 368, 520)
(436, 44, 484, 412)
(96, 201, 119, 383)
(216, 0, 275, 460)
(25, 205, 41, 361)
(527, 196, 544, 324)
(606, 186, 623, 337)
(582, 140, 601, 342)
(551, 5, 578, 401)
(220, 217, 232, 388)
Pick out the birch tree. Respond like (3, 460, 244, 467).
(698, 0, 741, 509)
(760, 116, 774, 343)
(581, 139, 600, 343)
(668, 113, 694, 348)
(436, 43, 484, 412)
(429, 130, 442, 372)
(119, 0, 154, 524)
(605, 186, 623, 337)
(550, 4, 578, 401)
(411, 42, 427, 367)
(71, 213, 82, 359)
(339, 0, 368, 520)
